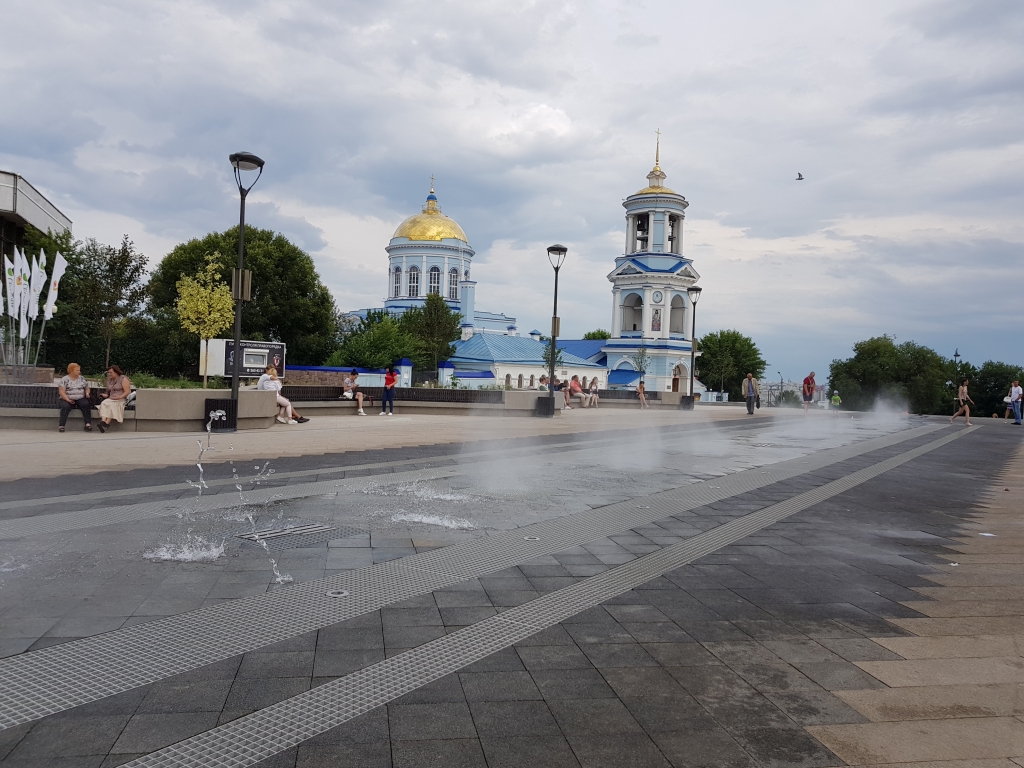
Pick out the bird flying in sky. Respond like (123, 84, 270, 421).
(796, 173, 804, 180)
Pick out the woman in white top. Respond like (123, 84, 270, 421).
(257, 366, 308, 424)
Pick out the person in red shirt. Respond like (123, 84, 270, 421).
(381, 365, 398, 416)
(802, 372, 816, 413)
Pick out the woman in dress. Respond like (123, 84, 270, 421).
(589, 378, 600, 409)
(637, 379, 648, 409)
(96, 365, 131, 433)
(950, 379, 974, 426)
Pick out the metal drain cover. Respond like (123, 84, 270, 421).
(237, 522, 360, 551)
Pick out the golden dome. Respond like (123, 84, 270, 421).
(393, 190, 469, 243)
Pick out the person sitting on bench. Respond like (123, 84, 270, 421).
(342, 369, 366, 415)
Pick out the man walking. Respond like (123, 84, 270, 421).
(741, 372, 760, 415)
(1011, 379, 1023, 426)
(802, 371, 816, 413)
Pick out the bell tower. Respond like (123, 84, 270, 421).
(602, 136, 702, 393)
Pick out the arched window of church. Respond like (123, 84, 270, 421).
(505, 373, 512, 389)
(408, 266, 420, 297)
(428, 266, 441, 295)
(393, 267, 402, 298)
(448, 269, 459, 300)
(517, 374, 524, 389)
(529, 374, 535, 388)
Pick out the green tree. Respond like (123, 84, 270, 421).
(630, 343, 651, 382)
(698, 330, 765, 399)
(149, 226, 337, 365)
(583, 329, 611, 340)
(543, 338, 565, 371)
(400, 293, 462, 370)
(972, 361, 1024, 417)
(828, 336, 951, 414)
(175, 254, 235, 387)
(324, 311, 420, 370)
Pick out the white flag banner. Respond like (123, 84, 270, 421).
(44, 252, 67, 321)
(18, 250, 30, 339)
(28, 256, 46, 320)
(6, 254, 20, 319)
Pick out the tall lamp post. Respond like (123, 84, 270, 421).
(546, 244, 567, 415)
(228, 151, 265, 404)
(686, 285, 702, 397)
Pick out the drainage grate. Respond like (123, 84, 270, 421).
(0, 425, 947, 730)
(236, 522, 359, 551)
(122, 426, 974, 768)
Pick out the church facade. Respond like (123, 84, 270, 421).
(600, 148, 701, 393)
(346, 186, 516, 335)
(346, 150, 702, 395)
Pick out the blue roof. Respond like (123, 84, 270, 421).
(557, 340, 607, 363)
(449, 334, 603, 368)
(450, 370, 494, 379)
(529, 329, 542, 336)
(608, 369, 642, 386)
(616, 256, 691, 274)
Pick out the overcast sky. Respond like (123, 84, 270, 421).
(3, 0, 1022, 378)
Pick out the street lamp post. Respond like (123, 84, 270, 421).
(546, 244, 567, 416)
(228, 151, 265, 404)
(686, 285, 702, 397)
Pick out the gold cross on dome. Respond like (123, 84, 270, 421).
(430, 174, 435, 193)
(655, 129, 661, 164)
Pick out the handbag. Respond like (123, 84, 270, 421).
(755, 395, 761, 409)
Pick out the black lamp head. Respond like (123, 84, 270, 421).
(546, 244, 568, 270)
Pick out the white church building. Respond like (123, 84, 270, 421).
(346, 149, 704, 394)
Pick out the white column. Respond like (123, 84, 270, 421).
(422, 255, 427, 296)
(660, 287, 671, 340)
(611, 288, 622, 338)
(444, 254, 449, 298)
(626, 215, 634, 254)
(642, 287, 653, 338)
(647, 213, 654, 253)
(402, 255, 407, 296)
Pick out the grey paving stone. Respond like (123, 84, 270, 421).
(642, 642, 720, 667)
(391, 738, 486, 768)
(815, 636, 903, 661)
(391, 673, 466, 705)
(469, 700, 562, 738)
(598, 667, 690, 699)
(5, 716, 130, 760)
(459, 671, 542, 701)
(312, 648, 386, 677)
(110, 712, 220, 754)
(564, 623, 636, 645)
(387, 702, 477, 741)
(547, 698, 645, 735)
(728, 724, 841, 768)
(136, 678, 233, 713)
(383, 624, 446, 648)
(530, 669, 617, 700)
(517, 645, 594, 671)
(237, 651, 316, 678)
(315, 627, 384, 650)
(563, 733, 671, 768)
(580, 642, 659, 669)
(460, 647, 525, 672)
(651, 723, 759, 767)
(763, 689, 868, 726)
(794, 661, 888, 690)
(295, 742, 389, 767)
(223, 677, 311, 713)
(480, 736, 581, 768)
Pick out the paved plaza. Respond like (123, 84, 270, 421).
(0, 408, 1022, 767)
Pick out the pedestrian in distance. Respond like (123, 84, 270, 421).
(830, 390, 842, 414)
(96, 365, 131, 433)
(1010, 379, 1022, 426)
(537, 375, 549, 391)
(342, 369, 366, 415)
(637, 379, 649, 409)
(258, 365, 308, 424)
(801, 372, 816, 413)
(950, 378, 974, 426)
(57, 362, 93, 433)
(381, 365, 397, 416)
(589, 377, 600, 408)
(741, 372, 760, 415)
